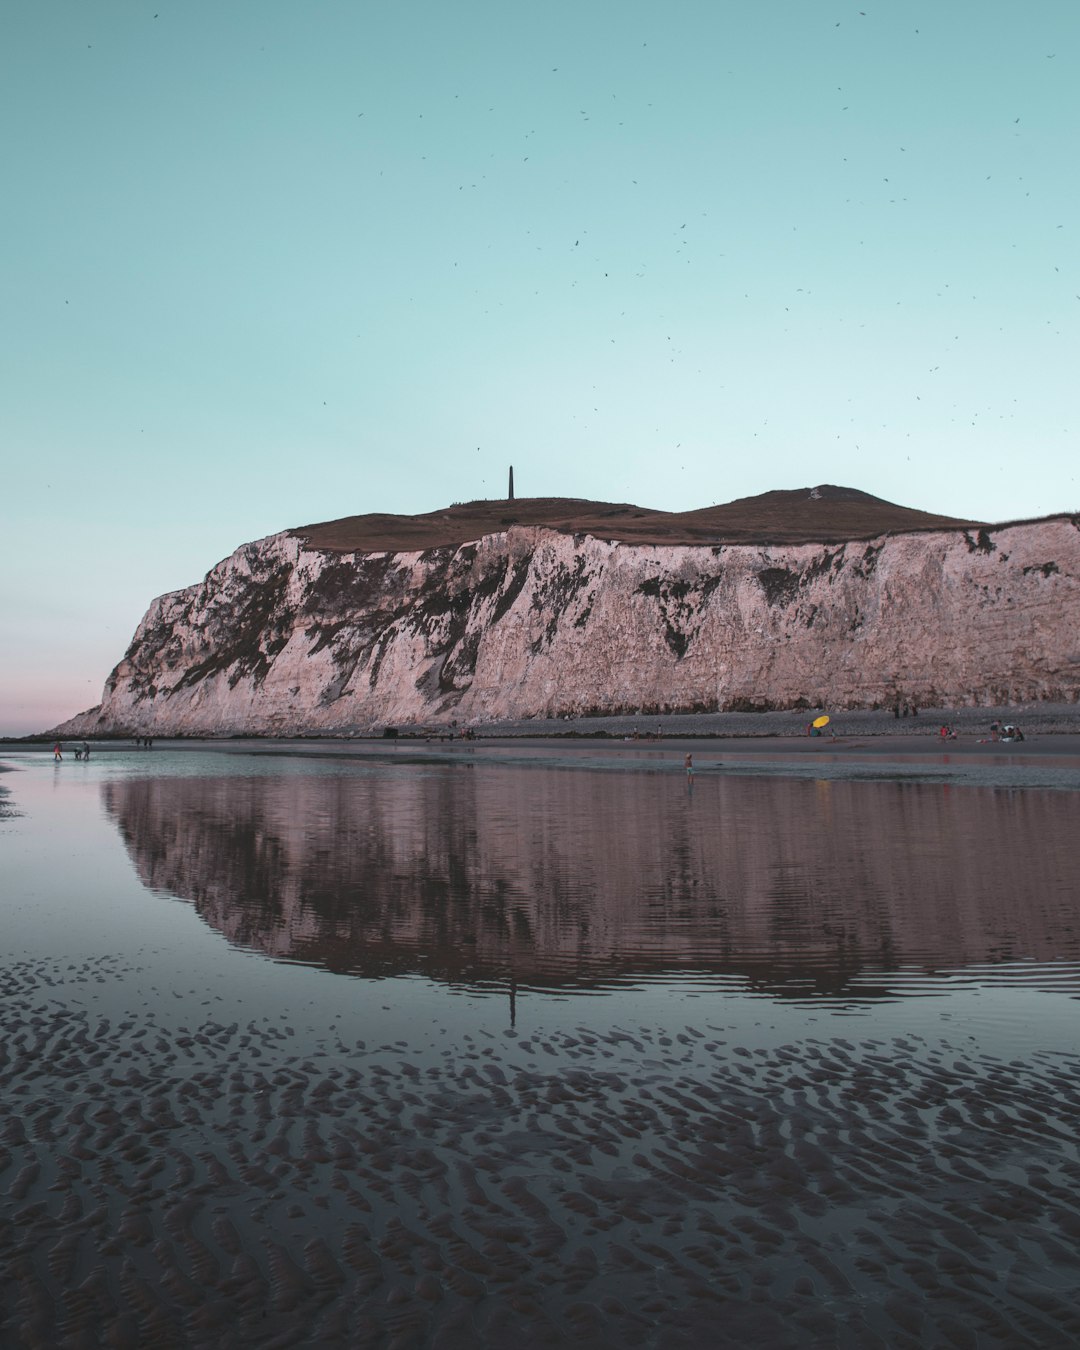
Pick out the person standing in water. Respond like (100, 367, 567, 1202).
(53, 742, 62, 761)
(684, 752, 694, 778)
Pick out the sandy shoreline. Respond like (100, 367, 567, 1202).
(8, 717, 1080, 795)
(471, 702, 1080, 741)
(18, 699, 1080, 750)
(3, 958, 1080, 1348)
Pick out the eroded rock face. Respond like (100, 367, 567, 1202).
(57, 517, 1080, 734)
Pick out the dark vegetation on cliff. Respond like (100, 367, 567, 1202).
(295, 485, 985, 553)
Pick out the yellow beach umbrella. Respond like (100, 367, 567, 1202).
(812, 715, 830, 728)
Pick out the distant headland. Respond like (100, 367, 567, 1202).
(51, 485, 1080, 736)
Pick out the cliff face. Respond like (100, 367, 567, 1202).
(59, 514, 1080, 734)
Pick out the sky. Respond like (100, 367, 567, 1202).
(2, 0, 1077, 734)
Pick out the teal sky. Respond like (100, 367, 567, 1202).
(3, 1, 1078, 733)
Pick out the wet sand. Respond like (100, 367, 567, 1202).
(3, 955, 1080, 1348)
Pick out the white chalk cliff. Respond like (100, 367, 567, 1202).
(56, 491, 1080, 734)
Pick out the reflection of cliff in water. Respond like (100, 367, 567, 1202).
(102, 765, 1079, 1000)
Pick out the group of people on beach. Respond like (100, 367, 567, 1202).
(938, 721, 1028, 743)
(53, 742, 90, 761)
(51, 738, 159, 759)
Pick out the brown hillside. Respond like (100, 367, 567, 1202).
(294, 485, 985, 553)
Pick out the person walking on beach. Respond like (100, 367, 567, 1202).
(82, 741, 90, 759)
(684, 752, 694, 778)
(53, 742, 62, 761)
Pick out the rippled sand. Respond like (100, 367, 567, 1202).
(4, 955, 1080, 1348)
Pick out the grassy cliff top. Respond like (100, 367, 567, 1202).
(294, 485, 985, 553)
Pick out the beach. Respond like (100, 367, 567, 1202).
(468, 702, 1080, 740)
(2, 737, 1080, 1347)
(5, 974, 1080, 1348)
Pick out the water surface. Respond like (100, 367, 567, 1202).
(2, 748, 1079, 1348)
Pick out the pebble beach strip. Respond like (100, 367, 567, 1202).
(4, 956, 1080, 1348)
(471, 703, 1080, 740)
